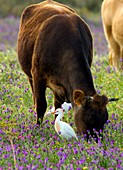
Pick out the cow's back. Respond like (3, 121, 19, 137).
(32, 13, 92, 76)
(19, 0, 75, 38)
(112, 2, 123, 46)
(18, 0, 92, 77)
(17, 0, 76, 76)
(101, 0, 123, 26)
(101, 0, 118, 26)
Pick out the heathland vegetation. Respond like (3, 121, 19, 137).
(0, 0, 123, 169)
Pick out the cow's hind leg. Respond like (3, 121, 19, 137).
(54, 94, 65, 109)
(28, 76, 36, 106)
(111, 41, 120, 71)
(32, 72, 47, 125)
(54, 93, 65, 119)
(109, 46, 113, 66)
(120, 47, 123, 70)
(103, 25, 120, 71)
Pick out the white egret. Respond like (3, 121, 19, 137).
(61, 102, 72, 112)
(45, 102, 72, 116)
(52, 108, 78, 140)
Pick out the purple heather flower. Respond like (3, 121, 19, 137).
(51, 121, 55, 125)
(57, 151, 62, 157)
(111, 113, 115, 119)
(42, 148, 47, 152)
(32, 165, 39, 170)
(55, 147, 59, 151)
(117, 164, 122, 169)
(41, 138, 45, 141)
(53, 135, 58, 140)
(4, 154, 10, 158)
(26, 165, 32, 169)
(60, 147, 64, 151)
(58, 131, 61, 134)
(63, 153, 67, 160)
(59, 157, 64, 164)
(68, 143, 72, 148)
(39, 159, 43, 163)
(73, 147, 78, 154)
(93, 75, 97, 79)
(49, 133, 52, 137)
(107, 66, 111, 73)
(22, 150, 28, 156)
(24, 88, 28, 93)
(6, 145, 11, 152)
(46, 124, 50, 129)
(45, 119, 49, 123)
(6, 114, 10, 119)
(120, 152, 123, 157)
(29, 109, 33, 113)
(69, 122, 74, 126)
(45, 157, 49, 163)
(18, 166, 24, 170)
(0, 147, 3, 151)
(36, 155, 41, 159)
(79, 159, 85, 164)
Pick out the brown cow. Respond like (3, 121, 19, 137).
(17, 0, 117, 137)
(101, 0, 123, 71)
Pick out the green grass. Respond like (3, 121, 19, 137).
(0, 50, 123, 169)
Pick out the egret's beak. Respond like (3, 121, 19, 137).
(51, 111, 56, 114)
(45, 110, 56, 117)
(51, 111, 58, 121)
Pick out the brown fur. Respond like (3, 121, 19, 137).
(101, 0, 123, 71)
(18, 0, 109, 135)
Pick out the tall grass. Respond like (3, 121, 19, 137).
(0, 50, 123, 169)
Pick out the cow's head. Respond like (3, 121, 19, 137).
(73, 90, 117, 138)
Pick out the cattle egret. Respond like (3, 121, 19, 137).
(61, 102, 72, 112)
(45, 102, 72, 116)
(45, 106, 55, 116)
(52, 108, 78, 140)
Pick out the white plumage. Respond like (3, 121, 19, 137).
(45, 102, 72, 116)
(53, 108, 78, 140)
(61, 102, 72, 112)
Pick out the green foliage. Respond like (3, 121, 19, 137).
(0, 0, 103, 17)
(81, 0, 103, 12)
(0, 0, 41, 16)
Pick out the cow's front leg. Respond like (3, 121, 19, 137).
(32, 73, 47, 125)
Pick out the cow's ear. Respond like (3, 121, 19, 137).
(73, 90, 86, 106)
(93, 94, 108, 107)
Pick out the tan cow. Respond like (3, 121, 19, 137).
(101, 0, 123, 71)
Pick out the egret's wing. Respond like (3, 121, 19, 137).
(60, 121, 78, 140)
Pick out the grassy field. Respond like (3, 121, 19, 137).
(0, 16, 123, 170)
